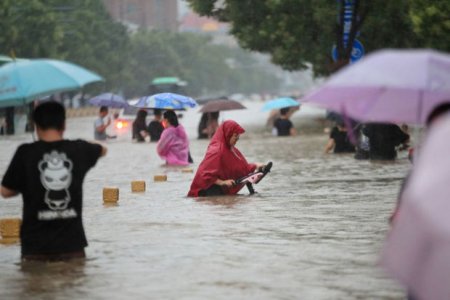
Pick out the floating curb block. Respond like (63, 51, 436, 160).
(131, 181, 146, 192)
(0, 218, 21, 244)
(103, 187, 119, 203)
(153, 175, 167, 182)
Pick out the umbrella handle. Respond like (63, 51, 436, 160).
(246, 183, 255, 195)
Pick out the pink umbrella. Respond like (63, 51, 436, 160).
(302, 49, 450, 124)
(381, 116, 450, 300)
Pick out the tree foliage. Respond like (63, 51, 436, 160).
(0, 0, 281, 99)
(0, 0, 63, 58)
(49, 0, 131, 92)
(126, 30, 280, 97)
(187, 0, 449, 75)
(409, 0, 450, 51)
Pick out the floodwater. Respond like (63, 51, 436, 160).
(0, 102, 409, 299)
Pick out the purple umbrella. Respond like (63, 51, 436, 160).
(89, 93, 128, 108)
(381, 116, 450, 300)
(301, 49, 450, 124)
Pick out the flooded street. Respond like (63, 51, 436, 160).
(0, 102, 409, 299)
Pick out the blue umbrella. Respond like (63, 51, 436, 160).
(134, 93, 197, 110)
(89, 93, 128, 108)
(0, 59, 103, 108)
(262, 97, 300, 111)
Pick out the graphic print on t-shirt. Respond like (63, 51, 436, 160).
(37, 150, 77, 220)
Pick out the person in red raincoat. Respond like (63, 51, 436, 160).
(188, 120, 263, 197)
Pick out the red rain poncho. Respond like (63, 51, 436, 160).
(188, 120, 256, 197)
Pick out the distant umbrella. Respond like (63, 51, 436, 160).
(199, 99, 246, 113)
(134, 93, 197, 110)
(196, 95, 228, 105)
(89, 93, 128, 108)
(0, 59, 103, 108)
(262, 97, 300, 111)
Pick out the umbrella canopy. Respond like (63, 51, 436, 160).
(134, 93, 197, 110)
(381, 116, 450, 300)
(199, 99, 246, 113)
(89, 93, 128, 108)
(196, 95, 228, 105)
(301, 49, 450, 124)
(262, 97, 300, 111)
(0, 55, 13, 66)
(0, 55, 28, 67)
(0, 59, 103, 108)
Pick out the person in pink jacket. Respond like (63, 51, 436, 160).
(157, 110, 190, 166)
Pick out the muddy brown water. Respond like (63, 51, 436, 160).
(0, 102, 408, 299)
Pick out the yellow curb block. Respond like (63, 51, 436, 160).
(154, 175, 167, 182)
(103, 187, 119, 203)
(131, 181, 146, 193)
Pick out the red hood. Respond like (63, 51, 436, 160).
(188, 120, 255, 197)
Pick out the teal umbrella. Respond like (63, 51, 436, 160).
(262, 97, 300, 111)
(0, 55, 28, 66)
(0, 59, 103, 108)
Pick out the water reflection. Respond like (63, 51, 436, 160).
(196, 195, 251, 208)
(15, 259, 86, 299)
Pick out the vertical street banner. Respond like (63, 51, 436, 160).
(332, 0, 365, 64)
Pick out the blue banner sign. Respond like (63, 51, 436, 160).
(332, 39, 365, 63)
(332, 0, 365, 64)
(342, 0, 353, 48)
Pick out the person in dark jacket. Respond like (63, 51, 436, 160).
(273, 107, 296, 136)
(324, 120, 355, 154)
(147, 109, 164, 142)
(363, 123, 409, 160)
(132, 110, 148, 142)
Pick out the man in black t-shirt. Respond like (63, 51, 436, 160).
(147, 108, 164, 142)
(273, 107, 297, 136)
(1, 101, 107, 261)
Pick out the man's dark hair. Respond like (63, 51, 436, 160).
(280, 107, 290, 116)
(100, 106, 108, 113)
(32, 101, 65, 130)
(153, 108, 162, 117)
(426, 102, 450, 126)
(163, 110, 179, 127)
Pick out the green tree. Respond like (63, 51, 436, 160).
(187, 0, 423, 75)
(0, 0, 130, 93)
(409, 0, 450, 51)
(125, 30, 280, 98)
(48, 0, 130, 92)
(0, 0, 63, 57)
(125, 30, 185, 96)
(0, 0, 280, 99)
